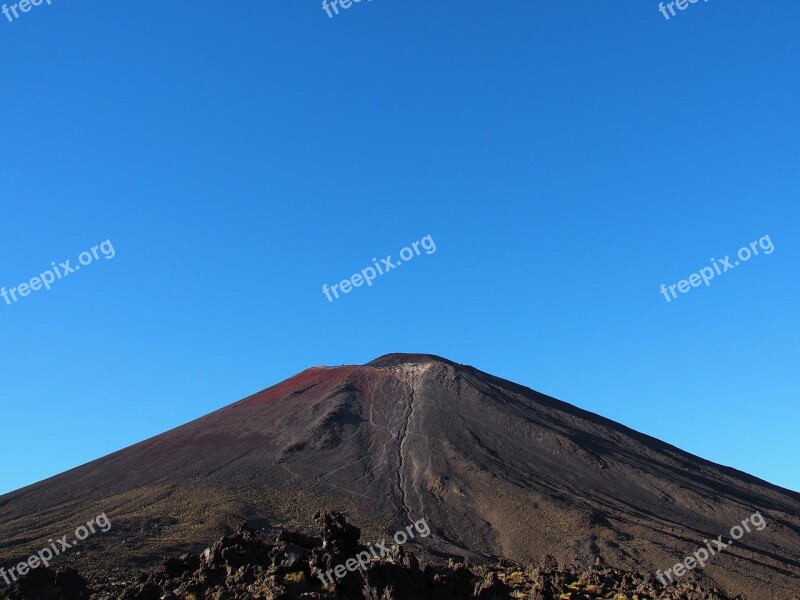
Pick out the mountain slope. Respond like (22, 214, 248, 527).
(1, 354, 798, 598)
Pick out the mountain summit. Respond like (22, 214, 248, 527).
(1, 354, 798, 598)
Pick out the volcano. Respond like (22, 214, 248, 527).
(1, 353, 798, 598)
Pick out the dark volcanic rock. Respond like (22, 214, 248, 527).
(1, 354, 798, 598)
(1, 513, 749, 600)
(0, 567, 90, 600)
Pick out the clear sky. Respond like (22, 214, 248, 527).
(1, 1, 798, 496)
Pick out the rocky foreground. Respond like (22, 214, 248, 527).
(0, 513, 745, 600)
(4, 356, 797, 598)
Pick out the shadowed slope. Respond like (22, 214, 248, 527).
(1, 354, 798, 598)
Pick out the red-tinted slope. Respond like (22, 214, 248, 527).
(0, 354, 798, 599)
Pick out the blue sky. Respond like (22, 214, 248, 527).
(1, 1, 798, 496)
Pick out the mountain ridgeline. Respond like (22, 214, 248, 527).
(1, 354, 798, 598)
